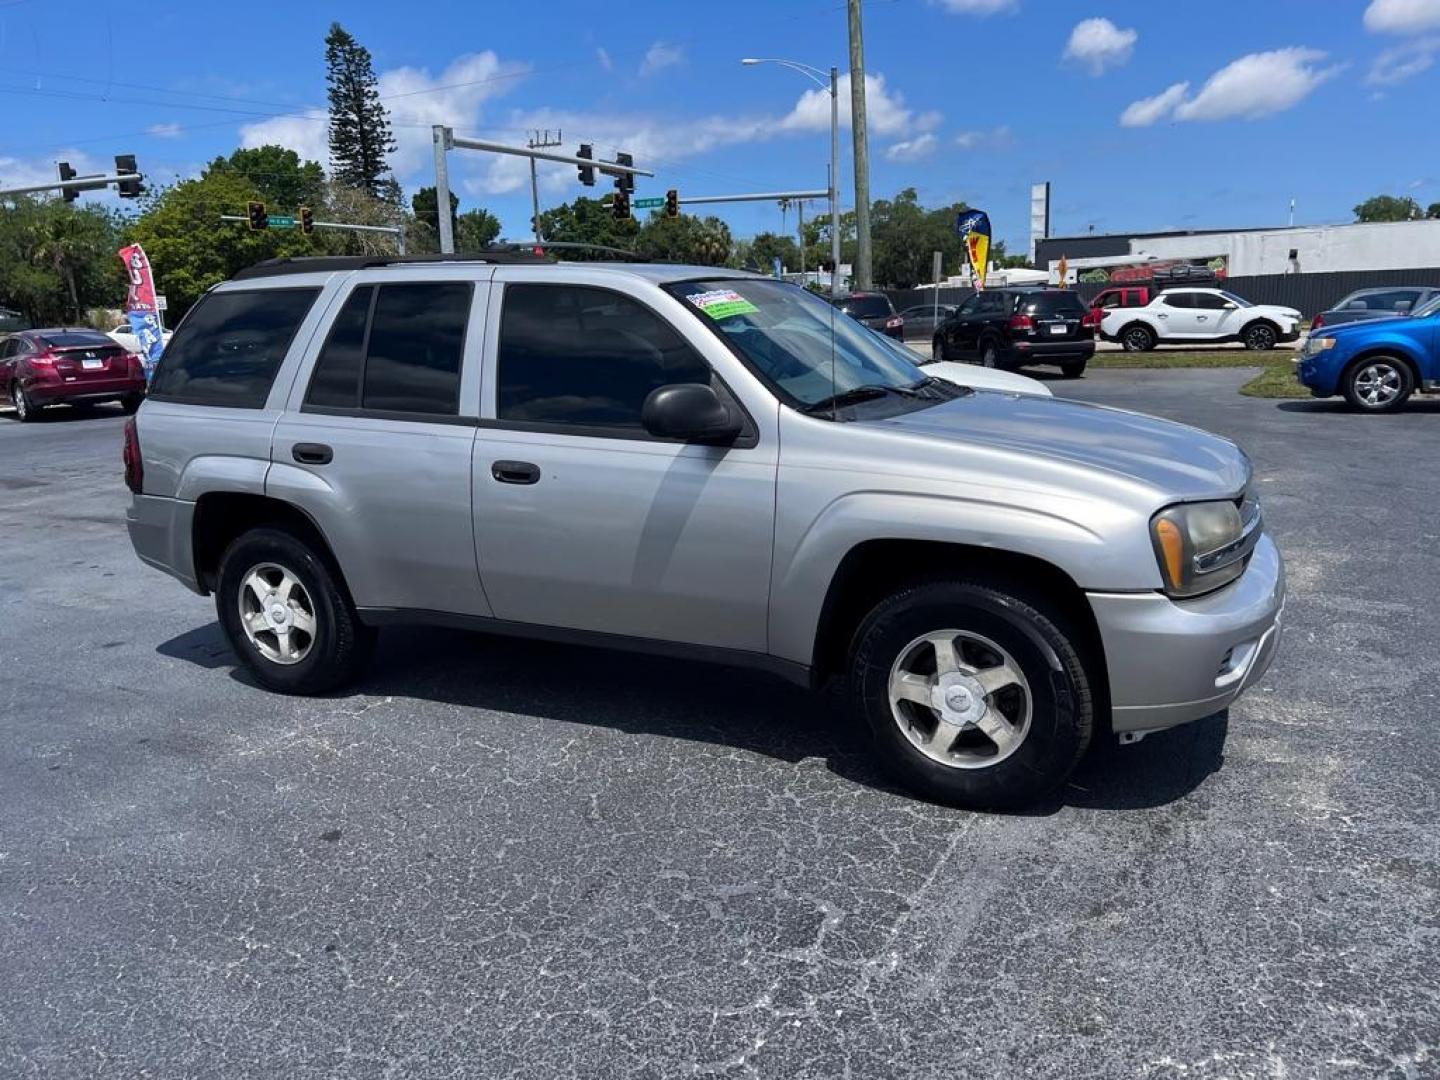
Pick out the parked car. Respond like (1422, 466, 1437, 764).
(1101, 288, 1302, 351)
(932, 287, 1098, 377)
(1090, 285, 1154, 314)
(831, 291, 904, 339)
(1, 328, 145, 421)
(897, 302, 956, 340)
(864, 325, 1052, 396)
(107, 323, 173, 355)
(127, 255, 1283, 810)
(1311, 286, 1440, 331)
(1297, 292, 1440, 412)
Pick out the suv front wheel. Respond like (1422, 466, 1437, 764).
(216, 527, 374, 694)
(848, 578, 1094, 810)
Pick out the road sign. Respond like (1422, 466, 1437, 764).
(268, 215, 297, 229)
(156, 294, 167, 312)
(633, 197, 664, 209)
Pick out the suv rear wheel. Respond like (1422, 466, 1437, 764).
(1060, 359, 1087, 379)
(216, 527, 374, 694)
(979, 339, 1001, 368)
(848, 578, 1094, 810)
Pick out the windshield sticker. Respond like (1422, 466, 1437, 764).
(687, 289, 759, 320)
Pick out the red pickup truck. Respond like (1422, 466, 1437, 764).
(1090, 285, 1154, 314)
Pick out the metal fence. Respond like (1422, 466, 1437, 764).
(887, 266, 1440, 320)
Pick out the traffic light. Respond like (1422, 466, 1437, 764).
(114, 154, 143, 198)
(577, 143, 595, 187)
(247, 201, 268, 230)
(664, 189, 679, 219)
(299, 206, 315, 234)
(57, 161, 79, 203)
(614, 151, 635, 194)
(611, 191, 630, 221)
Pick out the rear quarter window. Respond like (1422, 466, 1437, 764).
(838, 296, 894, 318)
(149, 288, 320, 408)
(1021, 292, 1088, 317)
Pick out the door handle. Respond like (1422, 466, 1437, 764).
(491, 460, 540, 485)
(292, 442, 333, 465)
(1197, 315, 1208, 322)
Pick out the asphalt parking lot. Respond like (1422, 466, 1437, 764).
(3, 370, 1438, 1079)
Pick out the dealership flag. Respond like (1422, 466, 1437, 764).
(955, 210, 992, 289)
(117, 243, 165, 381)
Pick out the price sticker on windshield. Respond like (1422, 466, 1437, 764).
(687, 289, 759, 321)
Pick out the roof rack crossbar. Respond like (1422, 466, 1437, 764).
(231, 250, 551, 281)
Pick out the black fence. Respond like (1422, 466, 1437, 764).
(887, 266, 1440, 320)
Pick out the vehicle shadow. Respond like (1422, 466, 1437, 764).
(158, 622, 1228, 814)
(1, 402, 130, 423)
(1277, 398, 1440, 414)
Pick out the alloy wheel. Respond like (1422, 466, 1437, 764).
(1353, 362, 1404, 408)
(981, 344, 998, 368)
(237, 562, 318, 665)
(887, 629, 1032, 770)
(1124, 328, 1150, 351)
(1245, 325, 1275, 350)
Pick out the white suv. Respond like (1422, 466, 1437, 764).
(1101, 288, 1302, 352)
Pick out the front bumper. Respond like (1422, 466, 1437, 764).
(1087, 533, 1285, 734)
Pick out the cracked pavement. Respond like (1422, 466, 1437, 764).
(1, 370, 1437, 1078)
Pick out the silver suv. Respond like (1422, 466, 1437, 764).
(125, 254, 1284, 809)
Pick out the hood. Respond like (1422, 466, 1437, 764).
(1321, 312, 1412, 337)
(868, 391, 1249, 500)
(924, 360, 1052, 397)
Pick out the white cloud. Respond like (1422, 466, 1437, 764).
(954, 126, 1011, 149)
(1120, 82, 1189, 126)
(639, 42, 683, 77)
(596, 47, 613, 72)
(884, 133, 937, 162)
(1367, 36, 1440, 84)
(240, 51, 530, 179)
(933, 0, 1017, 13)
(1173, 48, 1339, 121)
(1063, 17, 1138, 75)
(146, 123, 183, 139)
(1120, 48, 1338, 126)
(780, 72, 935, 138)
(1365, 0, 1440, 32)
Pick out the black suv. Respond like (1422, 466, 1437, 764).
(831, 292, 903, 339)
(932, 288, 1097, 377)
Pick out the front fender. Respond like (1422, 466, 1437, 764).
(767, 489, 1159, 668)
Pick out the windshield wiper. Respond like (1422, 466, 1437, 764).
(801, 383, 922, 415)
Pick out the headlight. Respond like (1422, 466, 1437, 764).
(1150, 495, 1262, 598)
(1306, 336, 1336, 354)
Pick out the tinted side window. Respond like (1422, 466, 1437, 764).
(305, 286, 373, 409)
(980, 293, 1007, 314)
(362, 283, 471, 415)
(149, 288, 319, 408)
(498, 284, 711, 430)
(1357, 289, 1421, 311)
(1023, 292, 1087, 317)
(1191, 292, 1230, 310)
(956, 296, 980, 316)
(1161, 292, 1194, 309)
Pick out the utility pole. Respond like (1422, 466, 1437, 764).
(527, 130, 563, 244)
(848, 0, 872, 290)
(433, 125, 455, 254)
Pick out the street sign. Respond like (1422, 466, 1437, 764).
(633, 197, 664, 209)
(156, 294, 167, 312)
(268, 215, 297, 229)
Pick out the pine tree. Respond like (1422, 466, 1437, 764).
(324, 22, 399, 200)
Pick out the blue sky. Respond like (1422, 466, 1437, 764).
(3, 0, 1438, 253)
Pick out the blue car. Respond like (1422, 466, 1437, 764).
(1297, 293, 1440, 412)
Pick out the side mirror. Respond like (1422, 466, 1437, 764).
(641, 383, 743, 444)
(1222, 302, 1238, 310)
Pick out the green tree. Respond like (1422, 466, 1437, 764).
(749, 232, 801, 274)
(126, 170, 315, 317)
(636, 214, 732, 265)
(1428, 202, 1440, 220)
(325, 22, 399, 201)
(1353, 194, 1422, 223)
(536, 197, 640, 259)
(408, 185, 458, 252)
(207, 146, 325, 211)
(456, 208, 501, 251)
(0, 197, 124, 324)
(316, 180, 407, 255)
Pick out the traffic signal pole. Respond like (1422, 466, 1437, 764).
(0, 172, 142, 199)
(430, 126, 654, 253)
(220, 215, 406, 253)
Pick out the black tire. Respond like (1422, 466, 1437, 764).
(979, 339, 1001, 368)
(1120, 324, 1155, 352)
(931, 336, 946, 364)
(1059, 359, 1087, 379)
(216, 527, 374, 694)
(1342, 355, 1413, 413)
(120, 392, 143, 414)
(1242, 321, 1278, 351)
(11, 381, 38, 422)
(848, 578, 1094, 810)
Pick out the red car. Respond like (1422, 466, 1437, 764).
(1, 328, 146, 422)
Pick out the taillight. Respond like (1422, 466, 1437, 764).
(122, 417, 143, 494)
(1311, 313, 1325, 329)
(28, 351, 57, 367)
(127, 352, 144, 377)
(1009, 314, 1035, 332)
(1082, 309, 1103, 328)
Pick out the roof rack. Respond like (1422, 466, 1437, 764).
(231, 250, 550, 281)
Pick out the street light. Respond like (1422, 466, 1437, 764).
(741, 57, 842, 297)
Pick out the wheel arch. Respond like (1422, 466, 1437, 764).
(808, 538, 1109, 723)
(192, 492, 348, 598)
(1341, 346, 1422, 387)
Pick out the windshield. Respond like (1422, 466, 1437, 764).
(833, 295, 893, 319)
(1218, 291, 1253, 308)
(667, 278, 931, 410)
(1412, 295, 1440, 318)
(39, 331, 114, 348)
